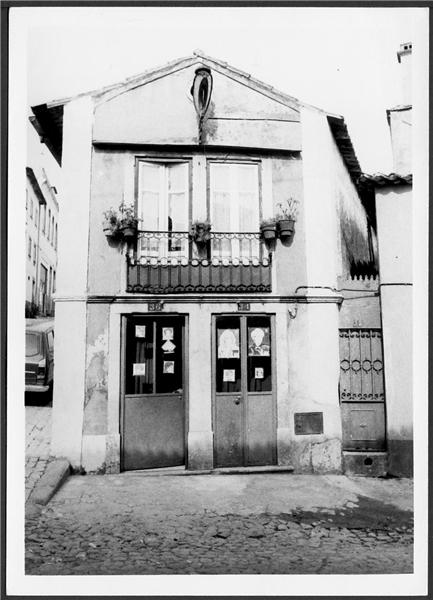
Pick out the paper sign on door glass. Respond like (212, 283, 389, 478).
(135, 325, 146, 338)
(162, 340, 176, 354)
(133, 363, 146, 376)
(163, 361, 175, 374)
(248, 327, 270, 356)
(223, 369, 236, 382)
(255, 367, 264, 379)
(218, 329, 240, 359)
(162, 327, 174, 341)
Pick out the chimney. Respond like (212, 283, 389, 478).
(397, 42, 412, 105)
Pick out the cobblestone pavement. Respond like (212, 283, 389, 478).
(25, 473, 413, 575)
(25, 406, 52, 502)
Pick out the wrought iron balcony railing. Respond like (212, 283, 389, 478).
(126, 231, 272, 294)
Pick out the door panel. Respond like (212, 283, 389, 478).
(214, 394, 243, 467)
(246, 393, 275, 466)
(213, 314, 276, 468)
(123, 395, 184, 470)
(122, 316, 185, 471)
(341, 403, 386, 451)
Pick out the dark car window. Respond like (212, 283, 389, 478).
(26, 333, 41, 357)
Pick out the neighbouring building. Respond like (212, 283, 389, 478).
(25, 166, 59, 317)
(358, 42, 413, 476)
(31, 51, 398, 476)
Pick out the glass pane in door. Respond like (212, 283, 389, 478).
(139, 162, 162, 256)
(125, 318, 154, 395)
(247, 316, 272, 392)
(167, 163, 189, 257)
(237, 164, 260, 260)
(216, 316, 241, 393)
(210, 163, 232, 259)
(155, 319, 183, 394)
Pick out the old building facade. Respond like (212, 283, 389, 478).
(31, 52, 393, 475)
(25, 166, 59, 317)
(358, 42, 413, 477)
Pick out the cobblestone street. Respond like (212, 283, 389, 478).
(25, 405, 52, 502)
(25, 472, 413, 575)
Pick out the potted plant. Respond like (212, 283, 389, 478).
(102, 207, 120, 239)
(118, 202, 139, 240)
(190, 219, 212, 244)
(260, 217, 278, 241)
(276, 198, 298, 238)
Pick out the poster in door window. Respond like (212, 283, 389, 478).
(163, 361, 175, 374)
(135, 325, 146, 338)
(248, 327, 270, 356)
(133, 363, 146, 376)
(255, 367, 264, 379)
(223, 369, 236, 382)
(162, 327, 174, 341)
(217, 329, 240, 359)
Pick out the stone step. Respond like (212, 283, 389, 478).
(133, 465, 295, 477)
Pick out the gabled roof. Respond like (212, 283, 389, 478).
(37, 50, 302, 111)
(30, 50, 361, 182)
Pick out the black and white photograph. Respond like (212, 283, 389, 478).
(5, 3, 429, 596)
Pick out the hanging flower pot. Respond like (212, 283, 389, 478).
(276, 198, 298, 241)
(121, 226, 137, 239)
(278, 218, 295, 238)
(118, 202, 138, 242)
(190, 220, 212, 244)
(260, 218, 278, 241)
(102, 210, 120, 240)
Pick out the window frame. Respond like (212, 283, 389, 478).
(135, 156, 193, 260)
(135, 156, 193, 230)
(206, 158, 263, 231)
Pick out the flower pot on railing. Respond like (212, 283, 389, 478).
(121, 224, 138, 240)
(260, 219, 278, 241)
(189, 220, 212, 245)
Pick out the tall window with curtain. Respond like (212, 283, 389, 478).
(209, 161, 260, 260)
(137, 161, 189, 260)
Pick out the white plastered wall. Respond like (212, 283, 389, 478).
(51, 96, 93, 467)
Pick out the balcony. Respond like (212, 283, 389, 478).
(126, 231, 272, 294)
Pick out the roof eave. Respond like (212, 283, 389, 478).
(26, 167, 46, 205)
(30, 105, 63, 166)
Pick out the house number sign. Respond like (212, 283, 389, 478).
(237, 302, 250, 312)
(148, 301, 164, 312)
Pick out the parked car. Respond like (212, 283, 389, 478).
(25, 319, 54, 394)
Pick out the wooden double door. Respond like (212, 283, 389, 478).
(213, 315, 277, 467)
(121, 315, 186, 471)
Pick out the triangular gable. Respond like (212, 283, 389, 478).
(92, 60, 301, 150)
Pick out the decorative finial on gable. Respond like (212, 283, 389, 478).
(193, 49, 204, 57)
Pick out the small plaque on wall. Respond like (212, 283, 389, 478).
(294, 412, 324, 435)
(238, 302, 250, 311)
(148, 301, 164, 312)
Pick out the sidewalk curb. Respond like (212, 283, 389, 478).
(30, 459, 70, 505)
